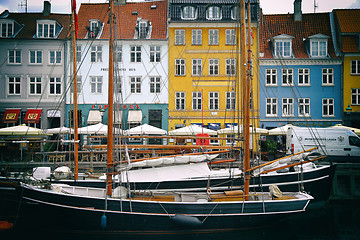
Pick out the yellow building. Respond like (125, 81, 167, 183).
(168, 1, 260, 148)
(334, 9, 360, 127)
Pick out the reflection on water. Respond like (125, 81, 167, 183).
(1, 201, 359, 240)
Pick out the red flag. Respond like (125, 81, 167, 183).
(72, 0, 78, 38)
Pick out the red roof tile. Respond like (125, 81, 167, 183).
(77, 1, 167, 40)
(334, 9, 360, 33)
(259, 12, 338, 59)
(342, 36, 359, 53)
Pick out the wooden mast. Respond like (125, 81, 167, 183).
(241, 0, 250, 199)
(71, 0, 79, 180)
(106, 0, 115, 197)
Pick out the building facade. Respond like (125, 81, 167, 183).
(259, 2, 342, 130)
(168, 0, 260, 146)
(68, 1, 169, 134)
(0, 1, 71, 129)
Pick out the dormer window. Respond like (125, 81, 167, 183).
(182, 6, 197, 20)
(37, 19, 60, 38)
(308, 34, 329, 58)
(273, 34, 294, 58)
(0, 20, 14, 38)
(206, 6, 221, 20)
(231, 6, 239, 20)
(87, 19, 102, 39)
(135, 18, 151, 39)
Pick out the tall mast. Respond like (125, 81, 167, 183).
(106, 0, 115, 197)
(240, 0, 250, 199)
(72, 0, 79, 180)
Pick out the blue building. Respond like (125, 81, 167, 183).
(259, 1, 342, 129)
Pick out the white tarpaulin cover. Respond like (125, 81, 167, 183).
(45, 126, 74, 134)
(168, 124, 217, 136)
(217, 125, 268, 135)
(125, 124, 167, 135)
(0, 124, 48, 136)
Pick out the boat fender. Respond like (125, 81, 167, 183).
(169, 215, 202, 227)
(101, 213, 107, 230)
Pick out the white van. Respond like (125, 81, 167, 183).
(286, 126, 360, 162)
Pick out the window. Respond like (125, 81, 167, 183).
(8, 50, 21, 64)
(192, 92, 202, 110)
(37, 21, 56, 38)
(76, 45, 82, 62)
(209, 92, 219, 110)
(8, 76, 21, 95)
(282, 98, 294, 117)
(265, 69, 277, 86)
(299, 98, 310, 117)
(49, 51, 61, 64)
(298, 68, 310, 85)
(150, 46, 160, 63)
(29, 77, 42, 95)
(322, 98, 334, 117)
(192, 59, 202, 76)
(114, 45, 122, 62)
(209, 29, 219, 45)
(90, 76, 102, 93)
(175, 59, 185, 76)
(226, 92, 236, 110)
(29, 50, 42, 64)
(322, 68, 334, 85)
(275, 40, 291, 57)
(192, 29, 202, 45)
(210, 135, 219, 145)
(310, 40, 327, 57)
(209, 59, 219, 75)
(182, 6, 197, 20)
(231, 6, 239, 20)
(206, 6, 221, 20)
(1, 21, 14, 37)
(130, 77, 141, 93)
(49, 77, 61, 95)
(266, 98, 277, 117)
(225, 29, 235, 45)
(175, 29, 185, 45)
(90, 46, 102, 63)
(226, 59, 236, 76)
(70, 76, 82, 93)
(150, 76, 161, 93)
(175, 92, 185, 110)
(89, 19, 101, 38)
(351, 60, 360, 75)
(282, 68, 293, 86)
(137, 21, 149, 39)
(130, 46, 141, 63)
(115, 76, 122, 94)
(351, 89, 360, 105)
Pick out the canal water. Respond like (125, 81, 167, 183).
(1, 200, 359, 240)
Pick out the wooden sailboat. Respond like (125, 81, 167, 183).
(12, 0, 314, 234)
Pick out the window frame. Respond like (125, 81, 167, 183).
(282, 98, 294, 117)
(37, 20, 56, 38)
(310, 39, 327, 57)
(130, 46, 141, 63)
(49, 77, 62, 95)
(322, 98, 334, 117)
(175, 59, 186, 76)
(226, 91, 236, 110)
(298, 68, 310, 86)
(150, 45, 160, 63)
(351, 88, 360, 105)
(225, 58, 236, 76)
(90, 76, 103, 94)
(275, 40, 292, 58)
(322, 68, 334, 86)
(192, 29, 202, 45)
(282, 68, 294, 86)
(206, 6, 222, 20)
(265, 69, 277, 86)
(49, 50, 62, 65)
(90, 45, 102, 63)
(266, 98, 278, 117)
(175, 92, 186, 110)
(8, 49, 21, 64)
(175, 29, 185, 45)
(29, 76, 42, 95)
(181, 6, 197, 20)
(209, 92, 219, 110)
(192, 59, 202, 76)
(114, 45, 122, 63)
(29, 50, 43, 64)
(130, 76, 141, 94)
(298, 98, 310, 117)
(0, 21, 14, 38)
(149, 76, 161, 94)
(209, 58, 219, 76)
(208, 29, 219, 45)
(225, 29, 236, 45)
(192, 91, 202, 110)
(8, 76, 21, 95)
(351, 60, 360, 75)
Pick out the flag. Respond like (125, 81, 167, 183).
(72, 0, 78, 38)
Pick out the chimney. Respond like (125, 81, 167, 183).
(294, 0, 302, 21)
(43, 1, 51, 16)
